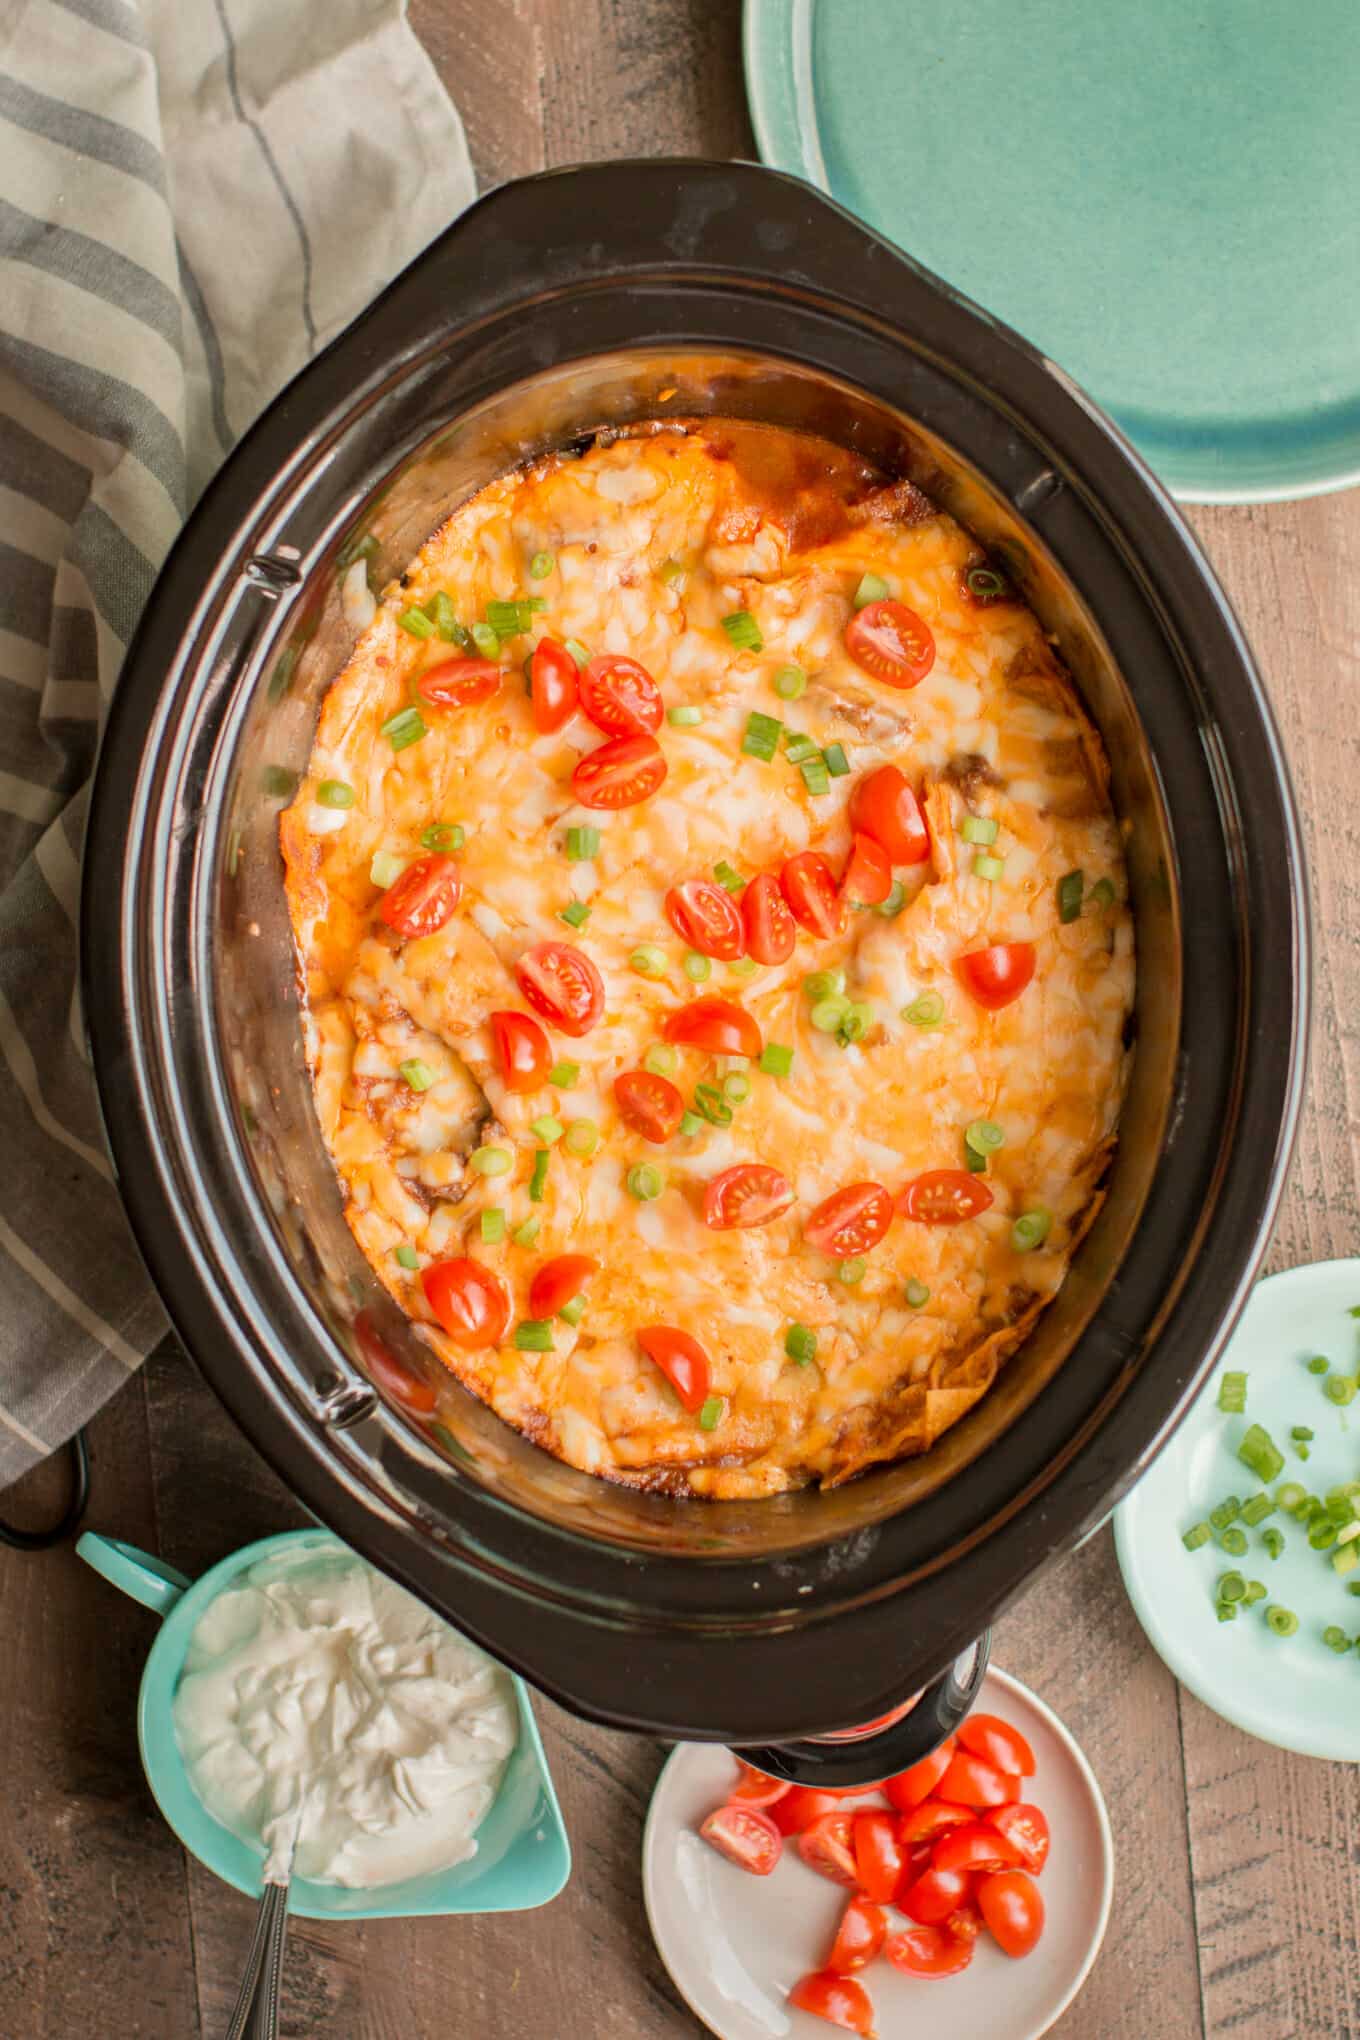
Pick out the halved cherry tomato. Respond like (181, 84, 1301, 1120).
(353, 1311, 437, 1414)
(898, 1170, 995, 1226)
(798, 1811, 859, 1887)
(378, 854, 461, 940)
(845, 598, 936, 688)
(986, 1802, 1050, 1876)
(977, 1868, 1045, 1957)
(698, 1802, 781, 1876)
(787, 1972, 876, 2037)
(804, 1183, 893, 1258)
(637, 1326, 711, 1413)
(946, 1902, 984, 1945)
(897, 1800, 973, 1846)
(955, 941, 1037, 1011)
(884, 1736, 955, 1814)
(741, 871, 795, 965)
(579, 653, 663, 736)
(515, 941, 605, 1037)
(849, 764, 930, 864)
(899, 1863, 973, 1926)
(666, 878, 745, 960)
(663, 996, 762, 1058)
(614, 1069, 685, 1144)
(780, 850, 845, 939)
(703, 1164, 793, 1231)
(529, 637, 579, 733)
(489, 1009, 552, 1093)
(851, 1810, 904, 1903)
(827, 1894, 886, 1973)
(840, 831, 893, 908)
(884, 1922, 974, 1979)
(937, 1750, 1021, 1809)
(931, 1820, 1022, 1877)
(572, 732, 666, 808)
(421, 1258, 511, 1350)
(417, 657, 501, 710)
(731, 1762, 790, 1809)
(527, 1254, 598, 1320)
(958, 1712, 1037, 1776)
(771, 1788, 844, 1835)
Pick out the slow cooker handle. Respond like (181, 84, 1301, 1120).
(731, 1632, 990, 1790)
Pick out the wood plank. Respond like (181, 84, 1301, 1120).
(536, 0, 753, 163)
(407, 0, 546, 188)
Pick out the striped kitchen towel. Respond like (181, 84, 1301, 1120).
(0, 0, 474, 1486)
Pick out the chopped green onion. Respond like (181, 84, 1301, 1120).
(564, 638, 590, 669)
(838, 1001, 875, 1046)
(785, 1323, 817, 1365)
(693, 1082, 733, 1127)
(667, 704, 704, 726)
(529, 1116, 564, 1145)
(965, 564, 1009, 603)
(1323, 1624, 1351, 1653)
(811, 996, 851, 1034)
(1291, 1425, 1315, 1441)
(627, 1163, 663, 1202)
(965, 1118, 1005, 1156)
(421, 821, 464, 852)
(783, 732, 819, 764)
(1333, 1544, 1359, 1576)
(1217, 1571, 1247, 1602)
(1325, 1374, 1358, 1405)
(772, 664, 807, 701)
(1275, 1481, 1307, 1511)
(1309, 1520, 1338, 1551)
(722, 609, 763, 652)
(902, 989, 946, 1028)
(799, 755, 831, 796)
(698, 1395, 725, 1431)
(381, 706, 427, 752)
(370, 851, 407, 889)
(1307, 1354, 1330, 1374)
(684, 951, 712, 983)
(759, 1043, 794, 1078)
(1244, 1580, 1267, 1604)
(317, 779, 355, 809)
(262, 765, 297, 799)
(529, 551, 555, 579)
(1057, 870, 1085, 923)
(1240, 1493, 1275, 1526)
(1210, 1495, 1243, 1530)
(1216, 1602, 1237, 1623)
(485, 599, 540, 638)
(1011, 1208, 1053, 1253)
(398, 1058, 435, 1092)
(706, 866, 745, 902)
(426, 591, 460, 641)
(679, 1110, 704, 1137)
(804, 970, 846, 1002)
(528, 1149, 551, 1201)
(722, 1071, 751, 1105)
(514, 1319, 554, 1352)
(658, 557, 687, 588)
(1182, 1522, 1213, 1552)
(1090, 877, 1117, 908)
(1237, 1423, 1284, 1484)
(397, 606, 435, 640)
(964, 1143, 988, 1175)
(395, 1243, 419, 1269)
(1219, 1526, 1249, 1556)
(512, 1216, 542, 1248)
(873, 880, 907, 919)
(961, 815, 1000, 846)
(548, 1061, 579, 1089)
(823, 743, 850, 777)
(559, 1295, 586, 1326)
(479, 1209, 506, 1244)
(563, 1119, 599, 1158)
(1298, 1444, 1312, 1461)
(629, 945, 668, 978)
(1219, 1370, 1249, 1413)
(566, 825, 601, 862)
(559, 900, 590, 929)
(853, 572, 889, 609)
(1262, 1526, 1285, 1560)
(741, 709, 782, 760)
(470, 621, 500, 659)
(905, 1278, 931, 1309)
(470, 1146, 512, 1177)
(973, 852, 1006, 882)
(837, 1257, 866, 1285)
(336, 529, 380, 574)
(644, 1043, 679, 1078)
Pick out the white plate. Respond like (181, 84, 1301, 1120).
(643, 1668, 1113, 2040)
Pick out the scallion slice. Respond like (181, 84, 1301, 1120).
(469, 1145, 512, 1177)
(564, 638, 590, 669)
(783, 732, 819, 764)
(470, 621, 500, 659)
(741, 709, 782, 760)
(667, 704, 703, 726)
(317, 779, 355, 809)
(381, 705, 427, 752)
(629, 945, 668, 978)
(370, 851, 407, 889)
(759, 1042, 794, 1078)
(1217, 1571, 1247, 1602)
(965, 564, 1009, 603)
(1209, 1495, 1243, 1530)
(1325, 1374, 1358, 1405)
(426, 591, 460, 641)
(785, 1323, 817, 1365)
(644, 1043, 679, 1077)
(679, 1110, 704, 1137)
(772, 664, 807, 701)
(684, 950, 712, 983)
(396, 606, 435, 640)
(528, 1148, 551, 1201)
(556, 1295, 585, 1328)
(965, 1118, 1005, 1156)
(479, 1208, 506, 1244)
(804, 969, 846, 1001)
(961, 815, 1000, 846)
(421, 821, 464, 852)
(1243, 1580, 1267, 1604)
(714, 861, 746, 893)
(852, 572, 888, 609)
(1240, 1493, 1275, 1526)
(1265, 1605, 1298, 1637)
(837, 1257, 866, 1285)
(1219, 1526, 1249, 1556)
(658, 557, 687, 588)
(1011, 1208, 1052, 1253)
(563, 1119, 599, 1157)
(823, 743, 850, 777)
(549, 1061, 579, 1089)
(902, 989, 946, 1027)
(559, 900, 590, 929)
(722, 609, 763, 652)
(1307, 1354, 1330, 1373)
(1333, 1544, 1359, 1576)
(514, 1319, 554, 1352)
(873, 880, 907, 919)
(512, 1216, 541, 1247)
(799, 755, 831, 796)
(810, 995, 851, 1034)
(1057, 869, 1085, 923)
(905, 1278, 930, 1309)
(1219, 1370, 1249, 1414)
(529, 551, 555, 579)
(529, 1116, 564, 1145)
(1090, 877, 1116, 908)
(398, 1058, 435, 1092)
(722, 1071, 751, 1105)
(395, 1243, 419, 1269)
(566, 825, 600, 862)
(1291, 1426, 1315, 1441)
(262, 765, 297, 799)
(1274, 1481, 1307, 1512)
(1262, 1526, 1285, 1560)
(838, 1001, 874, 1046)
(693, 1082, 733, 1128)
(627, 1163, 663, 1202)
(1323, 1624, 1351, 1653)
(698, 1395, 725, 1431)
(485, 599, 540, 638)
(973, 852, 1006, 882)
(1182, 1521, 1213, 1552)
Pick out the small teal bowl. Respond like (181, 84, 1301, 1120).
(77, 1527, 571, 1918)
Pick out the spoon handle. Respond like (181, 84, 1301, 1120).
(225, 1881, 290, 2040)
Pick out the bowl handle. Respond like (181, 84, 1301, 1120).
(76, 1532, 192, 1622)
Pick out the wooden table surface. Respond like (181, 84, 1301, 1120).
(3, 3, 1359, 2035)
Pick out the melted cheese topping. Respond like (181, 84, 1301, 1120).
(282, 423, 1133, 1500)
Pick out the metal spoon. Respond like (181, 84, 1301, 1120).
(224, 1877, 291, 2040)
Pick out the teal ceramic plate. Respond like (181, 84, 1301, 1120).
(1114, 1260, 1360, 1760)
(744, 0, 1360, 504)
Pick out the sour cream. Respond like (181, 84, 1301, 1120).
(172, 1539, 517, 1888)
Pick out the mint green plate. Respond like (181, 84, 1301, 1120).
(1114, 1261, 1360, 1761)
(744, 0, 1360, 504)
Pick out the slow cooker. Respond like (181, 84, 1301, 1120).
(82, 160, 1308, 1777)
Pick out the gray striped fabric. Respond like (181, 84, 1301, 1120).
(0, 0, 473, 1487)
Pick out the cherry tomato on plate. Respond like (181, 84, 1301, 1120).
(958, 1712, 1037, 1777)
(529, 637, 579, 733)
(955, 941, 1037, 1011)
(987, 1802, 1051, 1875)
(803, 1183, 893, 1258)
(896, 1799, 974, 1845)
(787, 1971, 876, 2037)
(417, 657, 501, 710)
(515, 941, 605, 1037)
(849, 764, 930, 865)
(703, 1164, 794, 1231)
(844, 598, 936, 689)
(572, 732, 667, 808)
(378, 854, 461, 940)
(936, 1749, 1022, 1808)
(780, 850, 845, 939)
(637, 1326, 711, 1413)
(614, 1069, 685, 1143)
(884, 1920, 975, 1979)
(851, 1809, 904, 1903)
(883, 1735, 955, 1814)
(798, 1810, 859, 1887)
(826, 1895, 886, 1972)
(421, 1258, 511, 1350)
(930, 1820, 1023, 1877)
(741, 870, 795, 965)
(489, 1009, 551, 1093)
(840, 831, 893, 908)
(977, 1868, 1046, 1957)
(579, 653, 663, 737)
(730, 1761, 790, 1809)
(898, 1170, 995, 1226)
(527, 1255, 598, 1320)
(771, 1787, 844, 1835)
(698, 1802, 781, 1877)
(898, 1862, 973, 1926)
(665, 877, 745, 960)
(663, 996, 762, 1058)
(353, 1311, 437, 1414)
